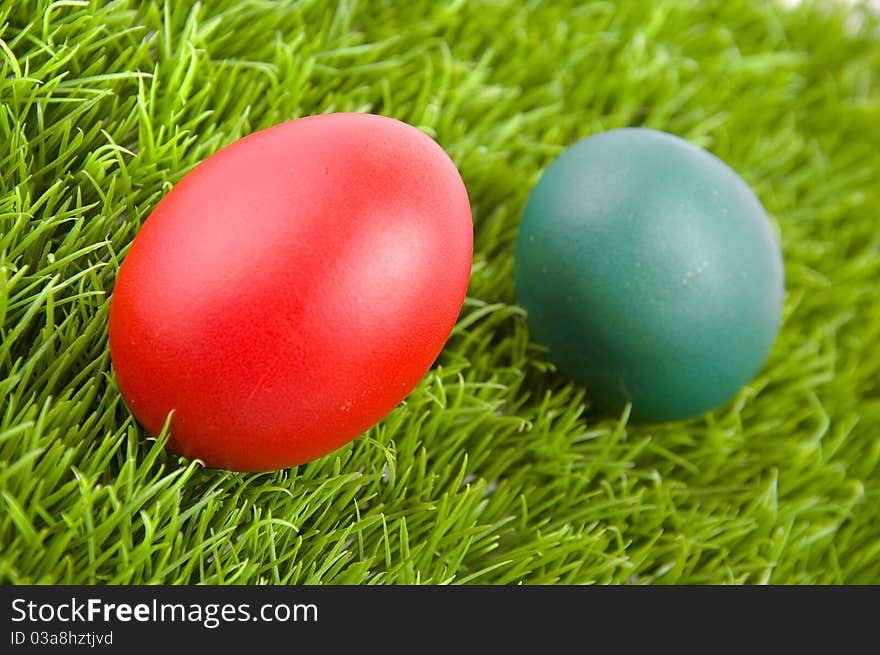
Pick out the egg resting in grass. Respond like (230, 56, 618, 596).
(514, 128, 784, 422)
(109, 113, 473, 472)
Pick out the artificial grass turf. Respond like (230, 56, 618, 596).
(1, 0, 879, 585)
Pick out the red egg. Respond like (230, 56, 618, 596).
(109, 113, 473, 472)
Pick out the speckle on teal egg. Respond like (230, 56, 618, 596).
(514, 127, 785, 422)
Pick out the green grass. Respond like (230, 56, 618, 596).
(1, 0, 879, 585)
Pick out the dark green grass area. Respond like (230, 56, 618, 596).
(1, 0, 879, 584)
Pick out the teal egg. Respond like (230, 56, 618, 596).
(514, 128, 784, 422)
